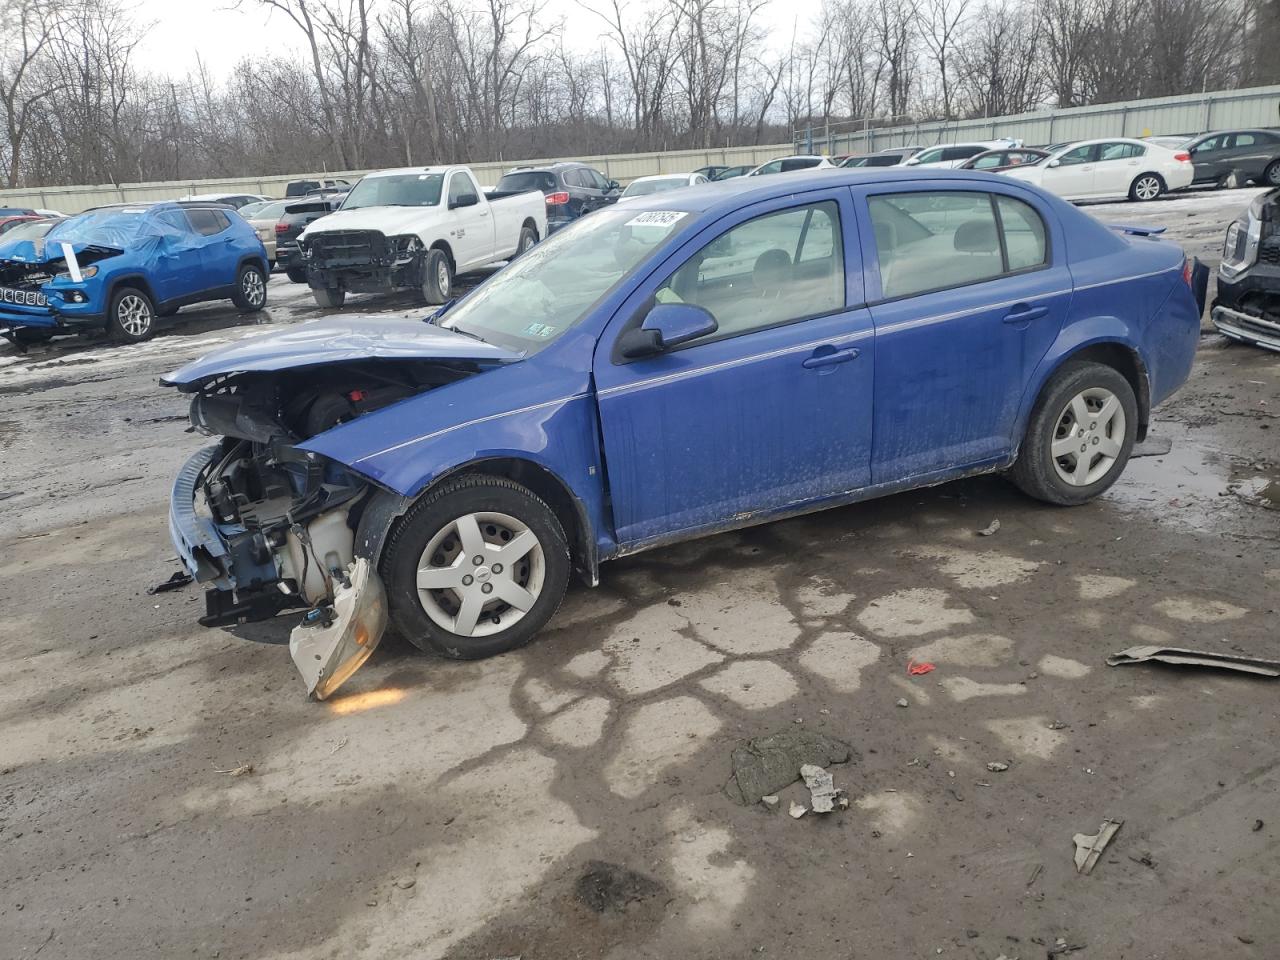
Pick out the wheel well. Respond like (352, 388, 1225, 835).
(429, 240, 455, 272)
(237, 254, 268, 275)
(107, 275, 157, 308)
(448, 457, 595, 583)
(1060, 343, 1151, 440)
(521, 217, 538, 239)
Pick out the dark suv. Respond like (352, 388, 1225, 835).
(493, 162, 620, 233)
(276, 193, 346, 282)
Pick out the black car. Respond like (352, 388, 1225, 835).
(284, 178, 351, 198)
(493, 162, 619, 232)
(712, 165, 753, 180)
(1184, 129, 1280, 187)
(1213, 188, 1280, 351)
(276, 193, 346, 282)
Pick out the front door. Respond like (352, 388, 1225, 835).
(1042, 143, 1098, 199)
(593, 192, 874, 548)
(446, 171, 491, 271)
(152, 210, 206, 303)
(859, 185, 1072, 483)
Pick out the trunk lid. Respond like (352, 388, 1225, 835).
(162, 316, 522, 388)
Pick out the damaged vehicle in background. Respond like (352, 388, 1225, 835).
(276, 192, 346, 283)
(1212, 187, 1280, 350)
(297, 165, 547, 308)
(164, 168, 1204, 700)
(0, 201, 269, 346)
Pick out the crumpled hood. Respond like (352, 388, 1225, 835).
(300, 205, 446, 240)
(162, 316, 522, 388)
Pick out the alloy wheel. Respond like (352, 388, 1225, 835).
(242, 269, 265, 306)
(1134, 176, 1161, 201)
(415, 511, 545, 638)
(117, 295, 152, 337)
(1051, 387, 1126, 486)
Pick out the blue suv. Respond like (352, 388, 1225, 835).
(0, 201, 269, 345)
(493, 162, 620, 233)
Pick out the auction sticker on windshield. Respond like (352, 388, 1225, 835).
(625, 211, 688, 228)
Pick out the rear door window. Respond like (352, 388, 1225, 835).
(186, 209, 230, 236)
(1098, 142, 1144, 161)
(868, 190, 1046, 299)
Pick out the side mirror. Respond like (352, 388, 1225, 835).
(618, 302, 718, 359)
(1047, 159, 1061, 168)
(905, 158, 920, 166)
(451, 193, 478, 209)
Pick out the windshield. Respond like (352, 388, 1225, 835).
(440, 206, 690, 352)
(244, 200, 289, 221)
(496, 171, 556, 194)
(622, 177, 688, 198)
(46, 209, 152, 248)
(341, 174, 444, 210)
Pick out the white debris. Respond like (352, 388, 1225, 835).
(986, 761, 1010, 773)
(789, 801, 807, 819)
(800, 763, 842, 813)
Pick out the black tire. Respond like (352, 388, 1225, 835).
(107, 286, 156, 343)
(1010, 361, 1138, 505)
(421, 247, 453, 305)
(312, 286, 345, 309)
(381, 474, 570, 660)
(1264, 159, 1280, 187)
(1128, 173, 1165, 202)
(286, 267, 307, 284)
(514, 225, 538, 259)
(157, 305, 179, 318)
(231, 263, 268, 312)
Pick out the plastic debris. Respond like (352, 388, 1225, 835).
(148, 570, 194, 595)
(1073, 818, 1123, 874)
(986, 761, 1010, 772)
(789, 801, 807, 819)
(1107, 645, 1280, 678)
(800, 763, 844, 813)
(907, 659, 936, 676)
(976, 519, 1001, 536)
(896, 697, 910, 708)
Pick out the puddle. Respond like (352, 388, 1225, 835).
(1107, 427, 1276, 532)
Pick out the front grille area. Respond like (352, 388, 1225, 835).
(307, 230, 390, 267)
(1259, 236, 1280, 266)
(0, 286, 48, 307)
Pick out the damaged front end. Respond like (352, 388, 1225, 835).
(1213, 187, 1280, 352)
(163, 318, 522, 698)
(0, 240, 122, 337)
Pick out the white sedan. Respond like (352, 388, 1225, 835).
(905, 140, 1023, 169)
(1002, 138, 1194, 202)
(617, 172, 710, 202)
(747, 155, 837, 176)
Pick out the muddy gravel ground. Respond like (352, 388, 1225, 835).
(2, 190, 1278, 960)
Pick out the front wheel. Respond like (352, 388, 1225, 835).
(231, 263, 268, 311)
(381, 474, 570, 659)
(1009, 361, 1138, 505)
(107, 286, 156, 343)
(421, 248, 453, 305)
(286, 267, 307, 284)
(312, 286, 345, 309)
(1129, 173, 1164, 201)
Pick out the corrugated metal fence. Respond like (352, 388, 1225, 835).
(3, 84, 1278, 214)
(798, 84, 1280, 155)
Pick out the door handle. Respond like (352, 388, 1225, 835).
(802, 346, 860, 368)
(1003, 304, 1050, 324)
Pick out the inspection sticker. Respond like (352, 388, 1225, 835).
(624, 211, 688, 228)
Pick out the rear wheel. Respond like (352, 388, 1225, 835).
(381, 474, 570, 659)
(1009, 361, 1138, 505)
(312, 286, 345, 309)
(421, 248, 453, 305)
(515, 225, 538, 258)
(1129, 173, 1164, 201)
(1264, 160, 1280, 187)
(107, 286, 156, 343)
(231, 263, 267, 311)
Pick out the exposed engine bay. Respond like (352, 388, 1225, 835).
(175, 358, 480, 697)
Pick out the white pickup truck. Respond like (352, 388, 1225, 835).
(297, 165, 547, 308)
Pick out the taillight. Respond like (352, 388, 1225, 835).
(1181, 258, 1194, 286)
(275, 223, 288, 234)
(545, 191, 570, 205)
(1174, 151, 1191, 163)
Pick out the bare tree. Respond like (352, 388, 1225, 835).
(919, 0, 972, 117)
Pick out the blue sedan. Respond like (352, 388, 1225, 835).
(164, 169, 1203, 698)
(0, 201, 269, 345)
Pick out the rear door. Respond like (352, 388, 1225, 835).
(184, 208, 239, 291)
(593, 190, 875, 547)
(153, 210, 205, 302)
(1223, 132, 1278, 181)
(858, 184, 1072, 482)
(1093, 141, 1146, 198)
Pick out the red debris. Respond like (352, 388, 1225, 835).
(906, 659, 936, 676)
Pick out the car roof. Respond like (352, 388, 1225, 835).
(629, 173, 695, 183)
(82, 200, 235, 214)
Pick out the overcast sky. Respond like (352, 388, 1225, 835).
(132, 0, 817, 80)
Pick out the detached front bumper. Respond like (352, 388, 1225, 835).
(1212, 305, 1280, 352)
